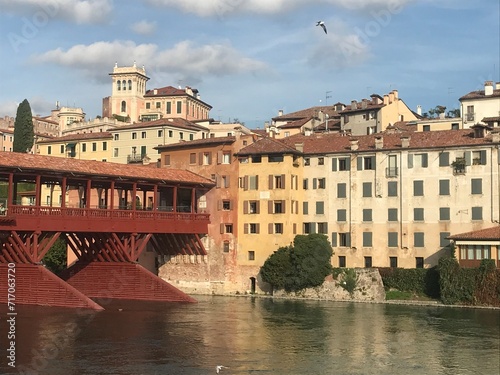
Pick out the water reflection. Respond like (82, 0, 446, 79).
(0, 297, 498, 374)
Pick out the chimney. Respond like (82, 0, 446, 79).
(485, 81, 494, 96)
(350, 138, 359, 151)
(361, 99, 368, 109)
(439, 112, 445, 119)
(278, 109, 284, 117)
(375, 136, 383, 149)
(401, 136, 410, 148)
(417, 105, 422, 116)
(496, 82, 500, 90)
(383, 95, 389, 105)
(295, 143, 304, 153)
(351, 100, 357, 109)
(153, 89, 158, 95)
(491, 130, 500, 143)
(392, 90, 398, 100)
(388, 91, 395, 103)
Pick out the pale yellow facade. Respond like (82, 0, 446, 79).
(460, 81, 500, 127)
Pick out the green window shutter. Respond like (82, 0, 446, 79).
(465, 151, 472, 166)
(480, 150, 487, 165)
(346, 233, 351, 247)
(408, 154, 413, 168)
(439, 152, 449, 166)
(332, 158, 337, 171)
(471, 178, 482, 194)
(331, 232, 337, 247)
(422, 153, 428, 167)
(388, 232, 398, 247)
(357, 157, 363, 170)
(440, 232, 450, 247)
(363, 232, 373, 247)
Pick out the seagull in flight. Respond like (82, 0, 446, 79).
(316, 21, 327, 34)
(216, 365, 229, 373)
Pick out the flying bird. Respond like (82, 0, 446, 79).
(316, 21, 327, 34)
(216, 365, 229, 373)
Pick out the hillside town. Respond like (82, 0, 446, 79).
(1, 63, 500, 295)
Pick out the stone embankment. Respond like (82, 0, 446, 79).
(272, 268, 386, 302)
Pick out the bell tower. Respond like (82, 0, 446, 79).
(109, 62, 149, 122)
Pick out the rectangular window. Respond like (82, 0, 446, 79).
(337, 183, 347, 198)
(303, 202, 308, 215)
(252, 155, 262, 163)
(317, 222, 328, 234)
(416, 257, 424, 268)
(339, 233, 350, 247)
(274, 223, 283, 234)
(413, 180, 424, 196)
(363, 232, 372, 247)
(414, 208, 424, 221)
(114, 134, 119, 140)
(222, 152, 231, 164)
(387, 181, 398, 197)
(333, 157, 350, 171)
(221, 200, 232, 210)
(248, 251, 255, 261)
(389, 257, 398, 268)
(158, 130, 163, 138)
(223, 241, 230, 252)
(318, 178, 326, 189)
(388, 232, 398, 247)
(268, 154, 284, 162)
(362, 182, 372, 197)
(176, 101, 182, 114)
(166, 102, 171, 114)
(164, 154, 170, 166)
(304, 157, 310, 166)
(316, 201, 324, 215)
(141, 131, 147, 139)
(318, 157, 324, 165)
(440, 232, 450, 247)
(92, 142, 97, 152)
(224, 224, 233, 233)
(248, 223, 259, 234)
(471, 206, 483, 220)
(249, 201, 259, 214)
(303, 179, 308, 190)
(362, 209, 372, 222)
(439, 207, 450, 221)
(414, 232, 424, 247)
(387, 155, 398, 177)
(337, 209, 347, 222)
(357, 156, 375, 170)
(338, 256, 346, 268)
(388, 208, 398, 222)
(439, 179, 450, 195)
(102, 142, 107, 151)
(249, 176, 259, 190)
(189, 153, 196, 164)
(82, 143, 87, 152)
(439, 152, 449, 167)
(364, 256, 372, 268)
(168, 130, 173, 138)
(132, 132, 137, 139)
(156, 102, 161, 109)
(47, 146, 51, 155)
(471, 178, 482, 195)
(113, 148, 119, 157)
(472, 150, 486, 165)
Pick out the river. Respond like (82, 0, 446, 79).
(1, 296, 499, 374)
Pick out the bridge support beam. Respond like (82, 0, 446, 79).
(60, 262, 197, 303)
(0, 264, 104, 310)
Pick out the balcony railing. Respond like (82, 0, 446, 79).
(385, 167, 398, 177)
(127, 154, 145, 163)
(465, 113, 475, 122)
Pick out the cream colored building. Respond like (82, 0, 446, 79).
(109, 118, 208, 164)
(36, 132, 113, 161)
(341, 90, 418, 135)
(460, 81, 500, 127)
(408, 115, 462, 132)
(0, 129, 14, 152)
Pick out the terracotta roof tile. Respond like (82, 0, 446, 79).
(112, 118, 206, 132)
(236, 137, 300, 155)
(278, 128, 497, 155)
(272, 106, 340, 121)
(155, 136, 236, 151)
(37, 132, 113, 144)
(459, 88, 500, 100)
(448, 226, 500, 240)
(0, 152, 213, 185)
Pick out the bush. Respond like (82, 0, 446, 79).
(378, 267, 440, 299)
(260, 234, 333, 292)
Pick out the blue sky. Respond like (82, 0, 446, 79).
(0, 0, 498, 129)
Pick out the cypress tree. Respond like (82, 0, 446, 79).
(13, 99, 34, 153)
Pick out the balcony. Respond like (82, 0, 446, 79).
(465, 113, 475, 122)
(127, 154, 145, 164)
(385, 167, 398, 177)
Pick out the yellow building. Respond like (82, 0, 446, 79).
(36, 132, 113, 161)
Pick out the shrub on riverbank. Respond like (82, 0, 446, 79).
(378, 267, 440, 299)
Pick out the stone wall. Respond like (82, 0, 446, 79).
(272, 269, 386, 302)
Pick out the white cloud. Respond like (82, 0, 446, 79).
(144, 0, 411, 17)
(34, 40, 268, 83)
(131, 20, 157, 35)
(0, 0, 113, 24)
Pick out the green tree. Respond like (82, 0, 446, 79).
(260, 234, 333, 292)
(43, 238, 67, 274)
(13, 99, 34, 153)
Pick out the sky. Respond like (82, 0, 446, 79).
(0, 0, 499, 129)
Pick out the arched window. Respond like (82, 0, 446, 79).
(121, 101, 126, 113)
(122, 80, 127, 90)
(128, 80, 132, 90)
(117, 80, 121, 91)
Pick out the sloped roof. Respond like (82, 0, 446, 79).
(112, 118, 206, 132)
(155, 136, 236, 151)
(448, 226, 500, 241)
(459, 88, 500, 100)
(0, 152, 212, 185)
(272, 106, 340, 121)
(236, 136, 301, 156)
(37, 132, 113, 144)
(278, 128, 497, 155)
